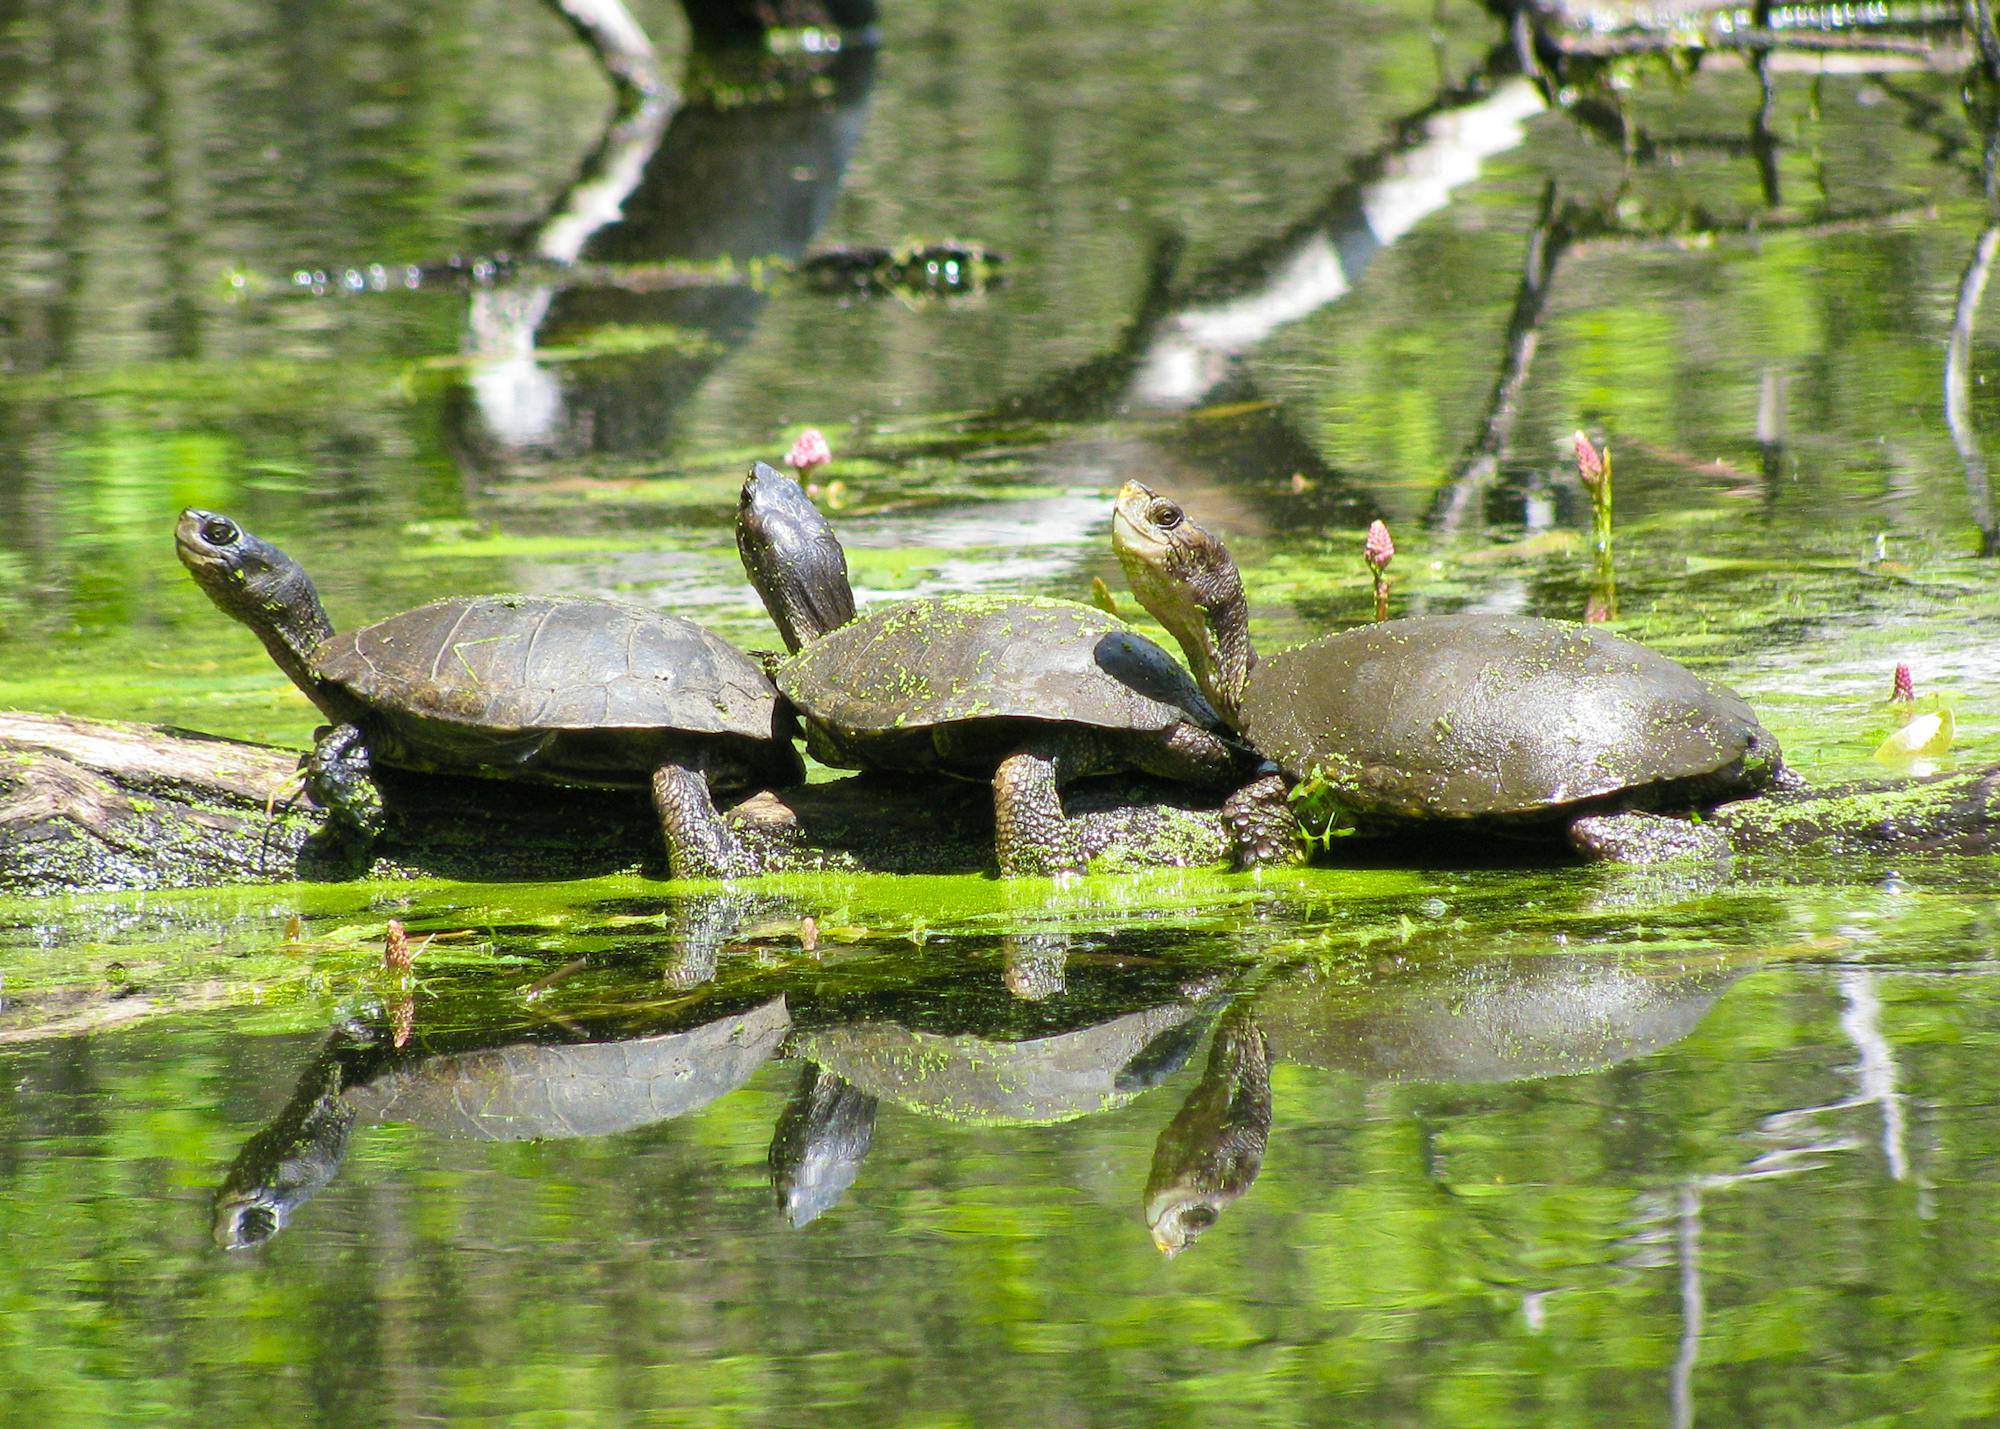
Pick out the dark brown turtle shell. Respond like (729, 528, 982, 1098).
(308, 595, 797, 779)
(1240, 614, 1779, 820)
(776, 594, 1220, 736)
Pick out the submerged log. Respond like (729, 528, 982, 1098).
(1, 711, 1994, 896)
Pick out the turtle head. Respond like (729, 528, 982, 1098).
(737, 462, 856, 653)
(176, 509, 336, 705)
(1144, 1191, 1223, 1259)
(1111, 482, 1255, 725)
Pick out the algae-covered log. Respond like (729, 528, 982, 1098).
(0, 712, 323, 895)
(0, 712, 1229, 895)
(1709, 767, 2000, 859)
(3, 711, 1996, 895)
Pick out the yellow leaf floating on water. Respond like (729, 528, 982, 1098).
(1873, 708, 1955, 762)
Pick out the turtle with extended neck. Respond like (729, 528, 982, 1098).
(175, 509, 800, 878)
(734, 463, 1254, 875)
(1109, 482, 1785, 866)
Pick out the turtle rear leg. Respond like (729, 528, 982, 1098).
(651, 761, 753, 880)
(1223, 772, 1304, 870)
(992, 735, 1097, 877)
(305, 723, 386, 841)
(1568, 811, 1732, 864)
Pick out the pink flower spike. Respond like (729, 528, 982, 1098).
(1574, 430, 1604, 488)
(786, 428, 831, 475)
(1363, 520, 1394, 573)
(384, 919, 412, 977)
(1892, 662, 1915, 703)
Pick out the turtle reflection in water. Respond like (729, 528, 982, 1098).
(214, 995, 790, 1249)
(765, 934, 1230, 1226)
(767, 1063, 878, 1229)
(1140, 951, 1744, 1257)
(175, 510, 801, 878)
(1144, 1003, 1272, 1257)
(788, 949, 1233, 1128)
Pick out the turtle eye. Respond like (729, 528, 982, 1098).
(1183, 1204, 1218, 1230)
(201, 516, 239, 547)
(1149, 501, 1183, 531)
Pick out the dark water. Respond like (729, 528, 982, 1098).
(3, 0, 2000, 1421)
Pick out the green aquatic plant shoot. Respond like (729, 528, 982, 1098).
(1285, 764, 1362, 853)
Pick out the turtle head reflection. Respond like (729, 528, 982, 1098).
(212, 1024, 370, 1251)
(1143, 1005, 1272, 1258)
(768, 1063, 878, 1228)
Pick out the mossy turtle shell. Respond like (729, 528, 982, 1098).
(310, 595, 791, 760)
(1242, 614, 1776, 819)
(776, 594, 1221, 735)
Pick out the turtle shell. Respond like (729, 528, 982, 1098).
(343, 996, 790, 1140)
(310, 595, 788, 765)
(777, 594, 1220, 736)
(1241, 614, 1776, 820)
(792, 1000, 1212, 1126)
(1253, 953, 1739, 1083)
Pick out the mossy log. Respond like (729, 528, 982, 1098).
(0, 712, 1229, 896)
(2, 711, 1994, 897)
(1707, 767, 2000, 860)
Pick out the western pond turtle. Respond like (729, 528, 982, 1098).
(176, 509, 802, 878)
(734, 463, 1252, 875)
(1111, 482, 1784, 866)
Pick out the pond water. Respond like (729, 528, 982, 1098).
(3, 0, 2000, 1421)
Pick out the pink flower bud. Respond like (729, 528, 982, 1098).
(1575, 430, 1604, 489)
(1363, 520, 1394, 573)
(1892, 662, 1914, 703)
(786, 428, 831, 474)
(384, 919, 411, 977)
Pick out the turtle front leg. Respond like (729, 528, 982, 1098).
(1223, 772, 1304, 870)
(304, 723, 386, 840)
(651, 761, 754, 880)
(993, 737, 1093, 877)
